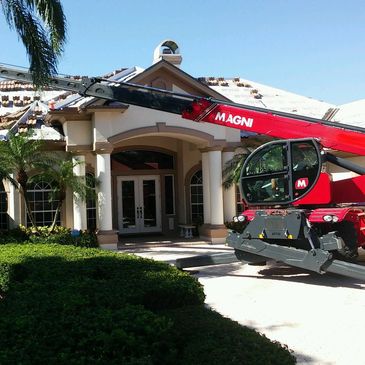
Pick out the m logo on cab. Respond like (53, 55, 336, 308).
(295, 178, 309, 190)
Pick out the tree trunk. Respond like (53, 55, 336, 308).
(49, 200, 63, 233)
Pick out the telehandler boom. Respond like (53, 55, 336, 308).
(2, 63, 365, 280)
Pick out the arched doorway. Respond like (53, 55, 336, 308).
(112, 149, 175, 234)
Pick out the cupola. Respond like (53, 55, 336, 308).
(153, 40, 182, 67)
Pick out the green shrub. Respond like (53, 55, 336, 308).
(28, 229, 98, 248)
(0, 226, 98, 248)
(0, 227, 29, 244)
(0, 244, 294, 364)
(164, 305, 296, 365)
(0, 244, 205, 364)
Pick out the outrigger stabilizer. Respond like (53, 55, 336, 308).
(176, 229, 365, 282)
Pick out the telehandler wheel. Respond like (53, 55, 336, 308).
(333, 221, 358, 262)
(234, 249, 267, 266)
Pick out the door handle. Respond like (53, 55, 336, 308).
(136, 206, 143, 218)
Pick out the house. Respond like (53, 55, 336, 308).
(1, 40, 348, 249)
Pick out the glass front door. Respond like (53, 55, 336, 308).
(117, 176, 161, 234)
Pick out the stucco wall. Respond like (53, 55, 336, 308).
(93, 106, 241, 146)
(64, 120, 92, 146)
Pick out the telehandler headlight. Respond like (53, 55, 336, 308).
(237, 215, 246, 222)
(233, 215, 246, 223)
(323, 215, 333, 222)
(323, 215, 339, 223)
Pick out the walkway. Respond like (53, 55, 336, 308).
(120, 238, 365, 365)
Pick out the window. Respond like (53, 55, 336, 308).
(291, 141, 320, 199)
(190, 170, 204, 224)
(0, 182, 8, 230)
(241, 142, 289, 204)
(236, 186, 244, 216)
(244, 143, 287, 176)
(27, 178, 60, 226)
(86, 173, 97, 230)
(241, 139, 320, 204)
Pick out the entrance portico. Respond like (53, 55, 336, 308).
(46, 56, 241, 249)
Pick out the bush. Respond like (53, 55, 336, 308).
(0, 244, 205, 364)
(164, 305, 296, 365)
(0, 227, 29, 244)
(0, 226, 98, 248)
(0, 244, 295, 364)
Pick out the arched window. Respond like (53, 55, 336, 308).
(0, 182, 8, 229)
(86, 172, 96, 230)
(27, 178, 60, 227)
(190, 170, 204, 224)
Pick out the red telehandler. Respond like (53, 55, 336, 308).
(2, 63, 365, 280)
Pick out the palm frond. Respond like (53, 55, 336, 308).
(1, 0, 66, 87)
(222, 153, 248, 190)
(25, 0, 67, 54)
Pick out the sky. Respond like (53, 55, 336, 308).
(0, 0, 365, 105)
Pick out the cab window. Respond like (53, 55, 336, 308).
(245, 143, 287, 176)
(291, 141, 319, 199)
(241, 142, 289, 204)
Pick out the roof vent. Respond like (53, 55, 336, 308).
(153, 40, 182, 68)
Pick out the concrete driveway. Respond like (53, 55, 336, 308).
(119, 240, 365, 365)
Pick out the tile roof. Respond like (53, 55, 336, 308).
(0, 99, 64, 140)
(3, 67, 364, 134)
(326, 99, 365, 128)
(0, 79, 68, 117)
(199, 77, 334, 119)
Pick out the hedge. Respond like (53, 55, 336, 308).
(0, 244, 295, 364)
(0, 226, 98, 248)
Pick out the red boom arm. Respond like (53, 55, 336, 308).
(182, 99, 365, 156)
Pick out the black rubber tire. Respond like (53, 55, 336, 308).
(333, 221, 358, 261)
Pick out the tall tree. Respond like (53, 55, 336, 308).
(0, 131, 49, 228)
(0, 0, 67, 87)
(32, 156, 97, 232)
(222, 152, 247, 190)
(0, 132, 97, 231)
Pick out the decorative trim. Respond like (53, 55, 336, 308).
(222, 143, 243, 152)
(108, 123, 225, 148)
(94, 142, 114, 154)
(199, 146, 224, 153)
(66, 144, 93, 153)
(39, 141, 66, 151)
(48, 109, 92, 121)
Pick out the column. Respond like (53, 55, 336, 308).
(201, 151, 211, 224)
(222, 150, 237, 222)
(72, 155, 87, 230)
(95, 148, 118, 249)
(208, 150, 224, 225)
(96, 153, 113, 231)
(6, 175, 20, 228)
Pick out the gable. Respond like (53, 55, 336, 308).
(129, 60, 230, 101)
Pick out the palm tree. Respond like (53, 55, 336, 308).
(222, 152, 248, 190)
(0, 131, 49, 228)
(32, 156, 97, 232)
(0, 0, 67, 87)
